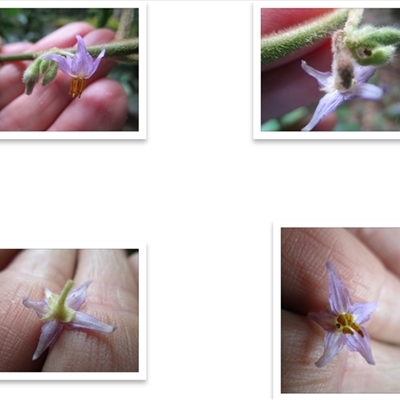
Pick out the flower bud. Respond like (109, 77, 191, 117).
(22, 59, 41, 95)
(41, 61, 58, 86)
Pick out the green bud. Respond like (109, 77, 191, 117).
(359, 26, 400, 47)
(39, 59, 52, 75)
(41, 61, 58, 86)
(350, 45, 396, 66)
(22, 59, 41, 95)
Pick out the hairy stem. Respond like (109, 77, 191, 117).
(261, 9, 350, 65)
(0, 38, 138, 63)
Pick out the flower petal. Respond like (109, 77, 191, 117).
(346, 82, 386, 100)
(354, 64, 377, 83)
(350, 301, 377, 325)
(345, 326, 375, 365)
(32, 319, 64, 360)
(315, 331, 346, 368)
(69, 311, 116, 333)
(85, 45, 106, 78)
(326, 261, 352, 315)
(67, 280, 91, 310)
(23, 297, 49, 318)
(308, 309, 337, 331)
(301, 60, 333, 88)
(41, 54, 73, 76)
(301, 91, 343, 131)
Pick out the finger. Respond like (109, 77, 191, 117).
(0, 249, 21, 271)
(42, 249, 138, 372)
(261, 8, 335, 71)
(0, 22, 94, 111)
(281, 228, 400, 345)
(0, 249, 77, 371)
(282, 310, 400, 392)
(348, 228, 400, 278)
(48, 78, 127, 131)
(261, 41, 332, 122)
(128, 252, 139, 292)
(282, 310, 346, 392)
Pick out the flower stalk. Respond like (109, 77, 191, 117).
(261, 9, 350, 65)
(0, 38, 138, 64)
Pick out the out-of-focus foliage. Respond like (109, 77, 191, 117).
(0, 8, 139, 130)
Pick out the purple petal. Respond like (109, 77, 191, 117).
(326, 261, 352, 315)
(354, 64, 377, 83)
(41, 54, 73, 76)
(350, 301, 377, 325)
(23, 297, 49, 318)
(345, 327, 375, 365)
(315, 331, 346, 368)
(301, 91, 343, 131)
(347, 82, 385, 100)
(69, 311, 116, 333)
(301, 60, 333, 88)
(67, 280, 91, 310)
(32, 319, 64, 360)
(308, 309, 337, 331)
(69, 35, 95, 77)
(87, 45, 106, 78)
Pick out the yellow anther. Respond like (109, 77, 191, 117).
(336, 313, 364, 337)
(69, 76, 86, 98)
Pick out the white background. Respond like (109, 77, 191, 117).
(5, 0, 397, 398)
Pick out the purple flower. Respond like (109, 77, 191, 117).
(301, 60, 386, 131)
(23, 280, 116, 360)
(41, 35, 105, 98)
(308, 261, 376, 368)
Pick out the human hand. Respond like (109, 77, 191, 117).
(0, 22, 127, 130)
(261, 9, 336, 129)
(281, 228, 400, 392)
(0, 249, 138, 372)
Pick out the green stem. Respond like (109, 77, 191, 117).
(261, 9, 350, 66)
(0, 38, 138, 63)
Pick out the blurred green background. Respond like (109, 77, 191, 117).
(0, 8, 139, 131)
(262, 9, 400, 132)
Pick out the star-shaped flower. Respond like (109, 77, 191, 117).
(41, 35, 105, 98)
(23, 280, 116, 360)
(308, 261, 377, 368)
(301, 60, 386, 131)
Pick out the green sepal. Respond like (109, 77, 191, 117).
(22, 58, 41, 95)
(354, 26, 400, 47)
(40, 280, 76, 323)
(41, 61, 58, 86)
(350, 45, 396, 66)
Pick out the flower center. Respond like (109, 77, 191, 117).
(69, 76, 86, 98)
(336, 313, 364, 337)
(41, 280, 76, 323)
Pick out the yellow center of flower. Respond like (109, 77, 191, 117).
(335, 313, 364, 337)
(69, 76, 86, 99)
(41, 280, 76, 323)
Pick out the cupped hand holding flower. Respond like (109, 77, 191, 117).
(0, 22, 127, 130)
(282, 228, 400, 392)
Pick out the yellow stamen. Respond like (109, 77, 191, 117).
(336, 312, 364, 337)
(69, 76, 86, 99)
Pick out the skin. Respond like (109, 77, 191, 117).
(0, 249, 138, 372)
(0, 22, 128, 131)
(282, 228, 400, 393)
(261, 9, 337, 129)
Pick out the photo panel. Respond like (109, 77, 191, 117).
(0, 2, 146, 139)
(255, 3, 400, 139)
(275, 223, 400, 394)
(0, 246, 146, 380)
